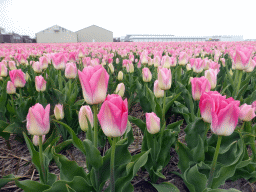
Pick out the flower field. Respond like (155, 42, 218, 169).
(1, 41, 256, 192)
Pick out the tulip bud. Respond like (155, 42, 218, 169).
(33, 135, 45, 146)
(35, 75, 46, 92)
(116, 58, 119, 64)
(65, 62, 77, 79)
(191, 77, 211, 101)
(239, 104, 256, 121)
(108, 63, 114, 73)
(9, 69, 26, 88)
(25, 72, 30, 81)
(9, 61, 17, 70)
(26, 104, 50, 136)
(0, 63, 8, 77)
(54, 104, 64, 120)
(128, 62, 134, 73)
(79, 105, 94, 132)
(220, 58, 225, 67)
(7, 81, 16, 94)
(146, 112, 160, 134)
(204, 69, 218, 89)
(158, 67, 172, 90)
(117, 71, 123, 81)
(115, 83, 125, 97)
(186, 64, 191, 71)
(142, 67, 152, 82)
(32, 61, 42, 73)
(154, 80, 164, 98)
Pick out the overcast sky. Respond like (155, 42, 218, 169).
(0, 0, 255, 40)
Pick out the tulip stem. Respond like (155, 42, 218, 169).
(245, 121, 256, 162)
(204, 123, 210, 140)
(110, 137, 117, 192)
(207, 135, 222, 188)
(235, 70, 243, 99)
(92, 104, 98, 148)
(162, 91, 166, 129)
(39, 135, 46, 184)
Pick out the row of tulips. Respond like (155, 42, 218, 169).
(0, 41, 256, 192)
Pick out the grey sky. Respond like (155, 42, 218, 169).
(0, 0, 255, 40)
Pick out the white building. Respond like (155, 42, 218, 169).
(36, 25, 77, 43)
(76, 25, 113, 42)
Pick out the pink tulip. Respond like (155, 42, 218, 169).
(191, 77, 211, 101)
(142, 67, 152, 82)
(35, 75, 46, 92)
(52, 53, 67, 70)
(54, 104, 64, 120)
(26, 103, 50, 136)
(98, 94, 128, 137)
(232, 47, 253, 70)
(115, 83, 125, 97)
(157, 67, 172, 90)
(179, 52, 189, 66)
(192, 58, 204, 73)
(140, 51, 148, 65)
(154, 56, 161, 67)
(8, 61, 17, 70)
(199, 91, 226, 123)
(211, 97, 240, 136)
(146, 112, 160, 134)
(244, 59, 256, 73)
(161, 56, 171, 68)
(9, 69, 26, 88)
(78, 65, 109, 105)
(239, 104, 256, 121)
(204, 69, 218, 89)
(154, 80, 164, 98)
(32, 135, 46, 146)
(79, 105, 94, 132)
(220, 58, 225, 67)
(6, 81, 16, 94)
(39, 56, 49, 70)
(65, 62, 77, 79)
(0, 63, 8, 77)
(32, 61, 42, 73)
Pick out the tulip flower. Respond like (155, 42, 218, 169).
(116, 58, 119, 64)
(98, 94, 128, 137)
(157, 67, 172, 90)
(9, 69, 26, 88)
(128, 62, 134, 73)
(39, 56, 49, 70)
(6, 81, 16, 94)
(0, 63, 8, 77)
(204, 69, 218, 89)
(142, 67, 152, 82)
(239, 104, 256, 122)
(211, 97, 240, 136)
(117, 71, 123, 81)
(115, 83, 125, 97)
(199, 91, 226, 123)
(191, 77, 211, 101)
(32, 61, 42, 73)
(65, 62, 77, 79)
(35, 76, 46, 92)
(146, 112, 160, 134)
(54, 104, 64, 120)
(232, 47, 253, 71)
(26, 103, 50, 136)
(79, 105, 94, 132)
(192, 58, 204, 73)
(220, 58, 225, 67)
(154, 56, 161, 67)
(8, 61, 17, 70)
(244, 59, 256, 73)
(140, 52, 148, 65)
(108, 63, 114, 73)
(78, 65, 109, 105)
(179, 52, 189, 66)
(154, 80, 164, 98)
(33, 135, 45, 146)
(161, 56, 172, 68)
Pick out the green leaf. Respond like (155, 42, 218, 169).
(53, 120, 86, 155)
(185, 118, 206, 149)
(114, 150, 151, 192)
(165, 92, 181, 114)
(83, 139, 103, 169)
(191, 135, 205, 163)
(151, 182, 180, 192)
(140, 96, 152, 113)
(0, 174, 18, 189)
(176, 142, 193, 173)
(15, 180, 50, 192)
(184, 164, 207, 192)
(203, 188, 241, 192)
(172, 101, 191, 124)
(43, 176, 93, 192)
(128, 116, 146, 134)
(52, 150, 88, 182)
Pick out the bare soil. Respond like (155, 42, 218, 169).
(1, 103, 256, 192)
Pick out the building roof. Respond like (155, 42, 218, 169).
(76, 25, 112, 33)
(35, 25, 74, 34)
